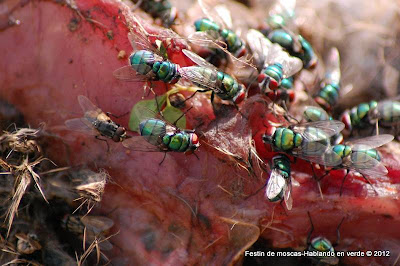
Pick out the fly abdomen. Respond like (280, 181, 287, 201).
(130, 50, 158, 75)
(378, 101, 400, 125)
(220, 29, 246, 57)
(349, 101, 378, 129)
(194, 18, 221, 33)
(93, 120, 119, 140)
(192, 67, 220, 91)
(162, 132, 190, 152)
(268, 29, 293, 51)
(139, 119, 167, 146)
(296, 35, 317, 69)
(138, 0, 177, 27)
(351, 149, 381, 162)
(315, 83, 340, 110)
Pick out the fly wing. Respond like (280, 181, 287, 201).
(188, 31, 220, 47)
(356, 163, 388, 178)
(113, 65, 156, 82)
(324, 47, 341, 85)
(346, 152, 388, 177)
(65, 118, 98, 136)
(303, 106, 331, 122)
(198, 0, 231, 29)
(281, 55, 303, 77)
(349, 134, 394, 151)
(265, 169, 286, 201)
(295, 143, 342, 167)
(84, 234, 113, 251)
(270, 47, 303, 77)
(271, 0, 296, 18)
(179, 67, 218, 92)
(80, 216, 114, 234)
(293, 120, 344, 142)
(247, 29, 273, 70)
(374, 101, 400, 122)
(284, 178, 293, 210)
(128, 17, 161, 55)
(182, 49, 219, 71)
(77, 95, 102, 116)
(122, 136, 163, 152)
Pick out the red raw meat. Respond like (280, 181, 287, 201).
(1, 0, 400, 265)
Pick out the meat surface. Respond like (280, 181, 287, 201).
(1, 0, 400, 265)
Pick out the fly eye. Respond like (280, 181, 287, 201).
(116, 127, 126, 136)
(191, 134, 199, 145)
(262, 134, 272, 143)
(112, 135, 121, 142)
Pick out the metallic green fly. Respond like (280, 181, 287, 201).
(262, 120, 345, 167)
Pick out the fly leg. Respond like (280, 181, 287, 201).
(132, 0, 142, 11)
(340, 169, 350, 196)
(95, 136, 110, 153)
(106, 111, 129, 119)
(311, 164, 324, 200)
(181, 89, 209, 104)
(244, 182, 267, 200)
(281, 100, 298, 124)
(159, 152, 167, 165)
(171, 107, 193, 126)
(333, 216, 345, 247)
(306, 211, 314, 246)
(279, 200, 288, 216)
(234, 103, 248, 120)
(318, 170, 331, 182)
(360, 173, 378, 196)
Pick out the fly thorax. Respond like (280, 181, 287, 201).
(130, 50, 156, 75)
(309, 237, 334, 254)
(332, 145, 351, 159)
(152, 61, 179, 83)
(275, 128, 295, 151)
(215, 71, 227, 94)
(262, 64, 283, 90)
(162, 134, 172, 146)
(275, 161, 291, 176)
(220, 29, 243, 54)
(280, 77, 294, 89)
